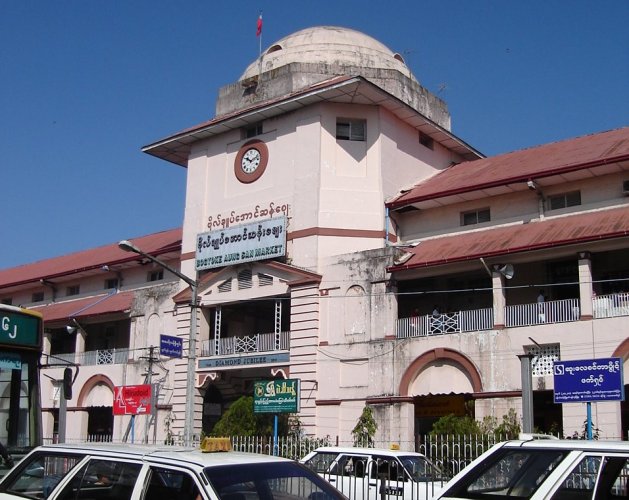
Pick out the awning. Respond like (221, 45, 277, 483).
(389, 205, 629, 271)
(33, 291, 134, 324)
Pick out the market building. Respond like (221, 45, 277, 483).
(2, 26, 628, 445)
(142, 26, 629, 441)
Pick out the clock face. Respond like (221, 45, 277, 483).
(234, 139, 268, 183)
(241, 148, 261, 173)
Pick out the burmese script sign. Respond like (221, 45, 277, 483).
(553, 357, 624, 403)
(196, 217, 286, 271)
(253, 379, 300, 414)
(160, 334, 182, 358)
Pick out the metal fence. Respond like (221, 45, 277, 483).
(220, 433, 510, 479)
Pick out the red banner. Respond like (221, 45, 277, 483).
(113, 384, 152, 415)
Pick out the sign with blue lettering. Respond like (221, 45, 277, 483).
(553, 357, 624, 403)
(160, 334, 183, 358)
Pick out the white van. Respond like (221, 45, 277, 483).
(301, 446, 443, 500)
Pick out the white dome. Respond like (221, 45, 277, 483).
(240, 26, 415, 81)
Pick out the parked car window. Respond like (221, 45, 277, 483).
(303, 452, 338, 474)
(0, 452, 85, 499)
(605, 457, 629, 497)
(203, 462, 342, 500)
(370, 456, 404, 482)
(55, 458, 142, 500)
(144, 466, 202, 500)
(330, 454, 369, 477)
(550, 455, 600, 499)
(551, 455, 629, 500)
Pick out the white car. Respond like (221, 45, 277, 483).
(0, 439, 346, 500)
(301, 446, 443, 500)
(434, 436, 629, 499)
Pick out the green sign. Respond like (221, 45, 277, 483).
(253, 379, 300, 413)
(0, 309, 42, 348)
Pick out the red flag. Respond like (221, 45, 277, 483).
(256, 14, 263, 37)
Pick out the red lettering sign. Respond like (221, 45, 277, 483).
(113, 384, 152, 415)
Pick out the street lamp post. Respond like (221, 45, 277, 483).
(118, 240, 198, 445)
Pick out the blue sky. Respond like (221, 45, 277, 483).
(2, 1, 627, 269)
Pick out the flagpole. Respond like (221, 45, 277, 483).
(257, 11, 263, 77)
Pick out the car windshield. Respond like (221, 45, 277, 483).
(203, 461, 346, 500)
(445, 448, 568, 499)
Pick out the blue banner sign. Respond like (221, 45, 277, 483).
(553, 357, 624, 403)
(198, 352, 289, 369)
(160, 334, 183, 358)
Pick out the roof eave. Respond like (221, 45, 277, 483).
(387, 152, 629, 209)
(142, 76, 483, 167)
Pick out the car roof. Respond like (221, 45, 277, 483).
(32, 443, 293, 467)
(500, 438, 629, 452)
(311, 446, 425, 457)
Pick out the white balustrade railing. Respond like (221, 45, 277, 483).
(593, 292, 629, 318)
(48, 348, 131, 366)
(201, 331, 290, 356)
(396, 308, 493, 338)
(459, 308, 494, 332)
(505, 298, 579, 327)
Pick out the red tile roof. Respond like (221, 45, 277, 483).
(32, 291, 134, 323)
(389, 205, 629, 271)
(388, 127, 629, 208)
(0, 228, 182, 288)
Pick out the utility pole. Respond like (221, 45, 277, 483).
(518, 353, 535, 433)
(139, 346, 159, 444)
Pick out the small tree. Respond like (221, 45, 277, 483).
(352, 406, 378, 447)
(494, 408, 521, 439)
(430, 414, 481, 436)
(210, 396, 289, 437)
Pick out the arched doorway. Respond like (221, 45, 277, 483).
(399, 348, 482, 435)
(78, 375, 114, 442)
(85, 383, 113, 441)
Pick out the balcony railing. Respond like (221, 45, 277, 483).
(396, 298, 586, 338)
(505, 298, 579, 327)
(201, 331, 290, 357)
(397, 308, 493, 338)
(50, 348, 131, 367)
(593, 292, 629, 318)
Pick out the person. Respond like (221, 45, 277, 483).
(537, 290, 546, 322)
(95, 473, 112, 486)
(0, 441, 13, 468)
(431, 305, 442, 333)
(409, 308, 420, 335)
